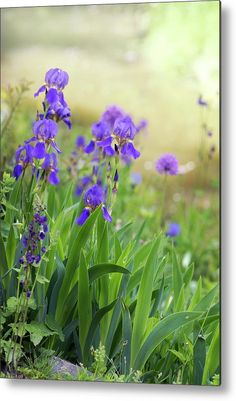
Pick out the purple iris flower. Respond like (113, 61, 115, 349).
(156, 154, 178, 175)
(34, 68, 71, 129)
(34, 68, 69, 97)
(121, 142, 140, 159)
(76, 184, 112, 226)
(42, 153, 60, 185)
(91, 120, 111, 140)
(46, 89, 72, 129)
(113, 115, 137, 140)
(30, 119, 61, 154)
(33, 142, 46, 159)
(45, 68, 69, 90)
(166, 223, 180, 237)
(101, 105, 125, 129)
(33, 118, 58, 139)
(13, 144, 34, 179)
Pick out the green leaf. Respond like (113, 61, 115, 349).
(133, 311, 202, 370)
(45, 315, 64, 342)
(0, 232, 8, 278)
(183, 263, 194, 287)
(36, 274, 50, 284)
(172, 249, 183, 310)
(6, 296, 18, 313)
(193, 284, 219, 312)
(56, 207, 101, 322)
(97, 214, 109, 263)
(78, 252, 92, 352)
(121, 301, 132, 374)
(188, 277, 202, 311)
(88, 263, 130, 283)
(6, 225, 17, 269)
(150, 275, 165, 317)
(47, 257, 65, 316)
(83, 299, 117, 365)
(168, 349, 186, 364)
(193, 334, 206, 384)
(175, 284, 185, 312)
(202, 324, 220, 384)
(131, 235, 161, 365)
(25, 322, 57, 346)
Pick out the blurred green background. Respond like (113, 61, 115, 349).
(1, 1, 219, 180)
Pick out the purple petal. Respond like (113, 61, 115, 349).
(76, 208, 91, 225)
(63, 118, 72, 129)
(84, 140, 95, 154)
(121, 142, 140, 159)
(102, 206, 112, 222)
(46, 88, 59, 105)
(51, 141, 62, 154)
(48, 170, 60, 185)
(34, 85, 46, 98)
(42, 154, 51, 170)
(33, 142, 46, 159)
(76, 135, 86, 148)
(96, 136, 113, 147)
(13, 164, 23, 179)
(103, 146, 115, 157)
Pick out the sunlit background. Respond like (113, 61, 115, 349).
(1, 1, 219, 183)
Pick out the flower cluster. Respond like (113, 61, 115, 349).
(19, 212, 48, 268)
(76, 184, 112, 225)
(156, 154, 179, 176)
(13, 68, 71, 185)
(84, 105, 145, 161)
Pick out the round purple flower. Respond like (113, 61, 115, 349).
(166, 223, 180, 237)
(156, 154, 178, 175)
(45, 68, 69, 90)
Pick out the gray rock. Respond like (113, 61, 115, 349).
(50, 356, 83, 378)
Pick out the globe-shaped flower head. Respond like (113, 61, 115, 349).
(156, 154, 178, 176)
(166, 223, 180, 238)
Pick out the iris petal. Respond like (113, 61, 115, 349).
(76, 208, 91, 225)
(13, 164, 23, 179)
(33, 142, 46, 159)
(48, 171, 60, 185)
(102, 206, 112, 222)
(34, 85, 46, 98)
(84, 140, 95, 154)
